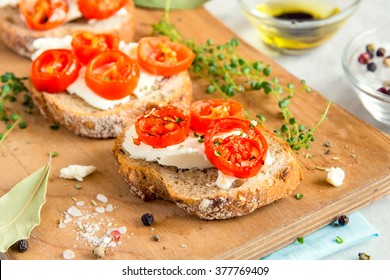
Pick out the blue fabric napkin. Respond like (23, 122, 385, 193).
(262, 211, 379, 260)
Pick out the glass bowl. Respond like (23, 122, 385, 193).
(342, 26, 390, 125)
(238, 0, 361, 55)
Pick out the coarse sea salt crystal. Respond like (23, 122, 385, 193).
(105, 204, 113, 212)
(95, 207, 105, 214)
(96, 194, 108, 203)
(119, 226, 127, 234)
(67, 206, 82, 217)
(76, 201, 85, 206)
(63, 249, 75, 259)
(102, 236, 112, 244)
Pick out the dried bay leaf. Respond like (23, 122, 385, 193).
(0, 157, 51, 252)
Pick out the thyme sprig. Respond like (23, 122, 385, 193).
(152, 15, 332, 150)
(0, 72, 32, 144)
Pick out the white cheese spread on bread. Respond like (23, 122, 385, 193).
(122, 125, 274, 189)
(31, 39, 163, 110)
(123, 125, 213, 170)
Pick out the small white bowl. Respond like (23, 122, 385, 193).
(342, 26, 390, 125)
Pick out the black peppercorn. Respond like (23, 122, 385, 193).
(367, 62, 377, 72)
(141, 213, 154, 226)
(338, 215, 349, 226)
(376, 47, 386, 57)
(15, 239, 29, 253)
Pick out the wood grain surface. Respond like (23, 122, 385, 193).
(0, 7, 389, 260)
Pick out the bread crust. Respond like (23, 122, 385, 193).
(30, 70, 192, 138)
(112, 124, 302, 220)
(0, 1, 135, 58)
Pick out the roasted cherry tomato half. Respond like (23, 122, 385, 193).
(135, 106, 191, 148)
(190, 100, 245, 133)
(19, 0, 68, 31)
(31, 49, 81, 93)
(85, 50, 140, 100)
(204, 118, 268, 178)
(137, 37, 195, 77)
(71, 32, 120, 65)
(77, 0, 128, 20)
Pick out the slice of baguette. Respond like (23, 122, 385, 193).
(0, 1, 135, 58)
(112, 125, 302, 220)
(30, 70, 192, 138)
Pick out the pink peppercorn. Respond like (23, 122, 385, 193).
(358, 52, 371, 64)
(110, 230, 121, 241)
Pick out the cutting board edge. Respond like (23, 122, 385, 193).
(215, 175, 390, 260)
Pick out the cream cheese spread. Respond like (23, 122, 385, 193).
(122, 125, 273, 189)
(31, 39, 163, 110)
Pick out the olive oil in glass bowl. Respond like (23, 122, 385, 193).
(238, 0, 361, 54)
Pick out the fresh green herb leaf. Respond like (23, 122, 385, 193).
(214, 150, 221, 157)
(151, 14, 332, 150)
(297, 237, 304, 244)
(296, 193, 303, 200)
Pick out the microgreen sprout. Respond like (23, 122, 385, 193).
(152, 13, 332, 149)
(0, 72, 31, 145)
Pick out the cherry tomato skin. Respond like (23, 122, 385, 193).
(85, 50, 140, 100)
(77, 0, 128, 20)
(19, 0, 68, 31)
(71, 32, 120, 65)
(137, 37, 195, 77)
(135, 106, 191, 148)
(190, 100, 245, 132)
(204, 118, 268, 178)
(31, 49, 81, 93)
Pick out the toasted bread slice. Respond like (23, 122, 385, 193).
(30, 70, 192, 138)
(112, 125, 302, 220)
(0, 1, 135, 58)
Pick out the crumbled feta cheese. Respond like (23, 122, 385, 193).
(326, 167, 345, 187)
(60, 165, 96, 181)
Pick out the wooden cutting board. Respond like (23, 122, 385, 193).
(1, 7, 389, 260)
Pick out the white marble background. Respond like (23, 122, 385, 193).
(205, 0, 390, 260)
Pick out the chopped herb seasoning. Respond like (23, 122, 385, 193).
(175, 117, 183, 123)
(295, 193, 303, 200)
(297, 237, 304, 244)
(335, 236, 344, 244)
(49, 123, 60, 130)
(214, 150, 221, 157)
(49, 151, 58, 157)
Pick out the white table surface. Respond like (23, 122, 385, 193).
(205, 0, 390, 260)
